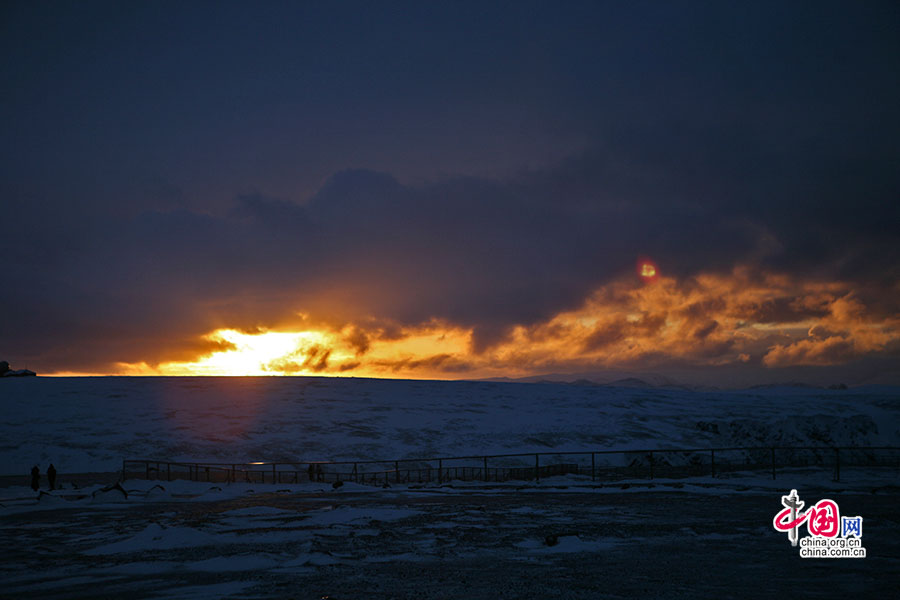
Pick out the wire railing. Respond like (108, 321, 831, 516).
(122, 445, 900, 486)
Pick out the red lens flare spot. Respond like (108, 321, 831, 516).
(636, 257, 659, 281)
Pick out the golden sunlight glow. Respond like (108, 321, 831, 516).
(146, 329, 352, 376)
(117, 323, 474, 378)
(110, 266, 900, 378)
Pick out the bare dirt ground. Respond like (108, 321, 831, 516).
(1, 483, 898, 599)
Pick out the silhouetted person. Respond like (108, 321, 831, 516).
(307, 463, 315, 482)
(47, 464, 57, 490)
(315, 464, 324, 482)
(30, 465, 40, 491)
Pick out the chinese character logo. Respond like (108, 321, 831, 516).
(774, 489, 806, 546)
(772, 489, 866, 558)
(841, 516, 863, 538)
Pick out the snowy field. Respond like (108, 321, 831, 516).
(1, 377, 898, 598)
(1, 475, 899, 599)
(2, 377, 898, 477)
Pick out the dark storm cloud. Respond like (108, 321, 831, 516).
(737, 296, 831, 324)
(372, 354, 476, 374)
(1, 0, 898, 372)
(582, 324, 626, 353)
(4, 145, 895, 372)
(265, 345, 332, 374)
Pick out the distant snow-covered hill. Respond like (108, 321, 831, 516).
(1, 377, 897, 475)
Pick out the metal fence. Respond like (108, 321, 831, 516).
(123, 445, 900, 486)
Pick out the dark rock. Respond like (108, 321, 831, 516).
(332, 480, 344, 489)
(0, 361, 36, 377)
(544, 534, 559, 547)
(2, 368, 36, 377)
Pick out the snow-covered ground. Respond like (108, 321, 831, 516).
(1, 377, 898, 476)
(2, 476, 898, 599)
(2, 377, 897, 598)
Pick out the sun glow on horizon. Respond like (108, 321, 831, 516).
(128, 329, 350, 376)
(93, 267, 900, 379)
(114, 323, 477, 378)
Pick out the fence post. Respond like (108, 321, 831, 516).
(648, 452, 654, 480)
(591, 453, 595, 481)
(438, 459, 443, 484)
(535, 454, 540, 482)
(710, 450, 715, 478)
(771, 448, 776, 480)
(834, 448, 840, 482)
(483, 457, 488, 482)
(353, 463, 358, 483)
(273, 463, 277, 485)
(395, 461, 399, 484)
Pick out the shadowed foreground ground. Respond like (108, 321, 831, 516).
(1, 484, 897, 599)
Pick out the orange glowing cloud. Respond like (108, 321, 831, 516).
(111, 266, 899, 379)
(116, 322, 475, 379)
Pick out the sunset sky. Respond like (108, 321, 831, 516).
(2, 1, 898, 385)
